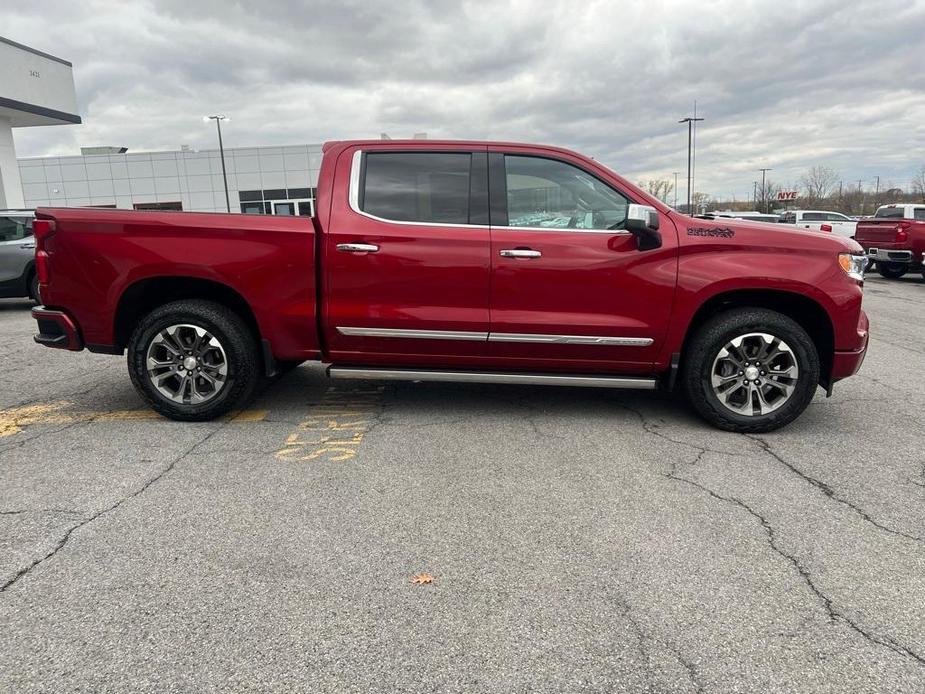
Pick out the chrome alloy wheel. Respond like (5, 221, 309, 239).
(145, 324, 228, 405)
(710, 332, 799, 417)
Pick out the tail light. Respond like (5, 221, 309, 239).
(820, 224, 833, 232)
(32, 219, 56, 284)
(897, 221, 910, 243)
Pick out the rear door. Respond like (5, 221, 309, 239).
(486, 151, 677, 373)
(322, 146, 491, 365)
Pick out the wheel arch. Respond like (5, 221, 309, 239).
(678, 288, 835, 389)
(114, 276, 262, 351)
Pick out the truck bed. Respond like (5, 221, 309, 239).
(35, 207, 321, 361)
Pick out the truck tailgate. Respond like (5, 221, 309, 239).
(856, 219, 902, 245)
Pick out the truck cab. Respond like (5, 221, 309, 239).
(778, 210, 858, 239)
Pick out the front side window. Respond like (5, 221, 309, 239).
(360, 152, 471, 224)
(802, 212, 825, 221)
(0, 217, 32, 242)
(826, 213, 850, 221)
(503, 155, 629, 230)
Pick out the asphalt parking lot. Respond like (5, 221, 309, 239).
(1, 275, 924, 693)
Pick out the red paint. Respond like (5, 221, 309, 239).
(33, 139, 869, 387)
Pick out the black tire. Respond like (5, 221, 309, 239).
(878, 263, 908, 279)
(29, 272, 40, 303)
(682, 308, 820, 433)
(127, 300, 260, 421)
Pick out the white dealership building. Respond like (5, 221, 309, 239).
(0, 37, 81, 209)
(17, 143, 324, 216)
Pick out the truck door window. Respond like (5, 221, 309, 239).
(360, 152, 471, 224)
(502, 155, 629, 230)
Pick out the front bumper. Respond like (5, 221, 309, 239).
(831, 309, 868, 382)
(32, 306, 84, 351)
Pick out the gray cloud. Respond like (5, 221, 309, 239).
(5, 0, 925, 200)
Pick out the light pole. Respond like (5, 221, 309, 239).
(759, 168, 772, 213)
(672, 172, 679, 208)
(753, 181, 758, 207)
(679, 116, 704, 213)
(203, 115, 231, 212)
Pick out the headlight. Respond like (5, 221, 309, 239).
(838, 252, 867, 282)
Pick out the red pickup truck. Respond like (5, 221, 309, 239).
(856, 204, 925, 280)
(31, 139, 869, 432)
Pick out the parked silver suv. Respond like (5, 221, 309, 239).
(0, 210, 38, 302)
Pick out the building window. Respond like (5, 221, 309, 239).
(238, 189, 314, 216)
(134, 201, 182, 211)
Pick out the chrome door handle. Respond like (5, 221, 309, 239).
(337, 243, 379, 253)
(500, 249, 541, 259)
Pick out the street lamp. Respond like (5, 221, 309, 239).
(679, 116, 704, 213)
(759, 168, 772, 214)
(203, 115, 231, 213)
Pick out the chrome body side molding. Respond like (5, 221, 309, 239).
(336, 327, 488, 341)
(336, 327, 653, 346)
(328, 367, 658, 390)
(488, 333, 653, 347)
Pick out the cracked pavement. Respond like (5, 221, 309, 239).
(1, 275, 925, 693)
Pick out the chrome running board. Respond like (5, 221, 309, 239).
(327, 367, 657, 390)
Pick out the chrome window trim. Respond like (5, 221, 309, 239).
(488, 333, 653, 346)
(348, 149, 489, 230)
(348, 149, 633, 235)
(336, 326, 653, 346)
(337, 326, 488, 341)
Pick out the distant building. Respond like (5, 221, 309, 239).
(18, 143, 323, 216)
(0, 36, 81, 208)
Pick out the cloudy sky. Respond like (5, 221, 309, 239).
(4, 0, 925, 200)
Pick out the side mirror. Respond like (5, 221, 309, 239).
(625, 204, 662, 251)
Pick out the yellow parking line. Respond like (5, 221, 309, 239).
(0, 401, 268, 437)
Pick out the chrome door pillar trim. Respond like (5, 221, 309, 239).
(337, 327, 488, 341)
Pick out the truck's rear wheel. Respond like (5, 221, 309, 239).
(682, 309, 819, 432)
(127, 300, 260, 421)
(878, 263, 908, 279)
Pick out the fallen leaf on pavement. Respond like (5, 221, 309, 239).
(410, 572, 434, 585)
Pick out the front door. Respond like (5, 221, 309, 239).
(487, 152, 678, 373)
(323, 146, 491, 366)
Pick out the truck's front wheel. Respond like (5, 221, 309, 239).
(127, 300, 260, 421)
(877, 263, 907, 279)
(682, 309, 819, 433)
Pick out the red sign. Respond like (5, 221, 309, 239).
(777, 191, 798, 201)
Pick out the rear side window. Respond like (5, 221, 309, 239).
(360, 152, 471, 224)
(0, 216, 33, 242)
(914, 208, 925, 220)
(802, 212, 825, 221)
(875, 206, 904, 218)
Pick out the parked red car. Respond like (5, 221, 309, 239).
(855, 204, 925, 280)
(31, 140, 869, 431)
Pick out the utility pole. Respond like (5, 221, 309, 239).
(672, 172, 679, 208)
(874, 175, 880, 206)
(759, 168, 772, 214)
(753, 181, 758, 207)
(858, 179, 863, 215)
(678, 115, 704, 213)
(203, 115, 231, 213)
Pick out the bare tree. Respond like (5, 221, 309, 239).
(799, 165, 839, 204)
(691, 191, 712, 213)
(912, 166, 925, 203)
(637, 179, 674, 203)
